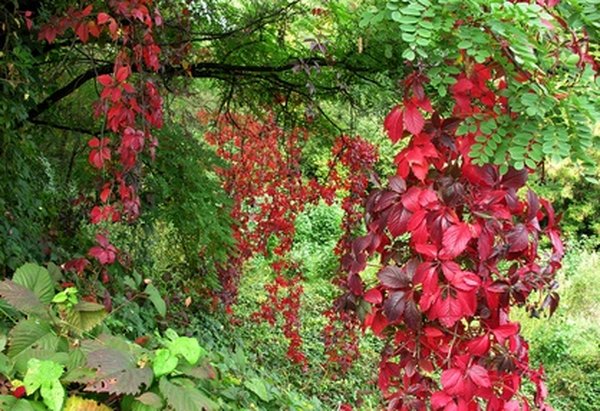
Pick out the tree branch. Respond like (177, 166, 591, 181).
(23, 57, 374, 126)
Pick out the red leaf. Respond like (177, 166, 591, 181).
(384, 105, 404, 143)
(441, 222, 472, 258)
(467, 335, 491, 356)
(403, 102, 425, 135)
(364, 288, 383, 304)
(116, 65, 130, 83)
(492, 323, 520, 344)
(75, 23, 89, 43)
(81, 4, 94, 16)
(100, 185, 111, 203)
(452, 78, 473, 93)
(441, 368, 464, 394)
(98, 75, 113, 87)
(431, 392, 453, 409)
(467, 365, 491, 388)
(97, 12, 111, 24)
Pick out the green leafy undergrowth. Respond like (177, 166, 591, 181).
(0, 262, 324, 410)
(514, 242, 600, 411)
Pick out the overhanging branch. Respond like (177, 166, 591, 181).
(24, 57, 372, 125)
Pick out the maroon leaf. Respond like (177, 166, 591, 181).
(500, 167, 528, 189)
(383, 291, 406, 322)
(506, 224, 528, 253)
(378, 266, 411, 289)
(404, 300, 421, 330)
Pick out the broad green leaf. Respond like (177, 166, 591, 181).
(135, 392, 163, 409)
(144, 284, 166, 317)
(0, 352, 12, 375)
(244, 377, 273, 402)
(0, 397, 47, 411)
(13, 263, 55, 304)
(86, 349, 152, 395)
(0, 280, 44, 315)
(153, 348, 178, 377)
(24, 359, 65, 411)
(65, 301, 107, 333)
(167, 336, 205, 365)
(40, 380, 64, 411)
(159, 377, 217, 411)
(8, 319, 60, 373)
(24, 358, 63, 393)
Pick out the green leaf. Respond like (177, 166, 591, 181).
(23, 359, 64, 411)
(24, 358, 63, 393)
(0, 353, 12, 375)
(64, 301, 107, 333)
(167, 335, 205, 365)
(153, 348, 178, 377)
(145, 284, 166, 317)
(244, 377, 273, 402)
(40, 380, 64, 411)
(13, 263, 55, 304)
(0, 281, 44, 315)
(402, 48, 416, 61)
(8, 319, 59, 374)
(86, 349, 153, 395)
(135, 392, 163, 409)
(159, 377, 217, 411)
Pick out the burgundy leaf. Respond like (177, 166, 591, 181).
(378, 266, 411, 289)
(383, 291, 406, 322)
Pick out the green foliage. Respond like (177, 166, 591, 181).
(0, 262, 323, 410)
(530, 151, 600, 239)
(515, 242, 600, 411)
(360, 0, 600, 175)
(292, 202, 343, 281)
(231, 257, 382, 408)
(24, 359, 65, 411)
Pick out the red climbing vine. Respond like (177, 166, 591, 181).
(36, 1, 164, 284)
(339, 63, 564, 410)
